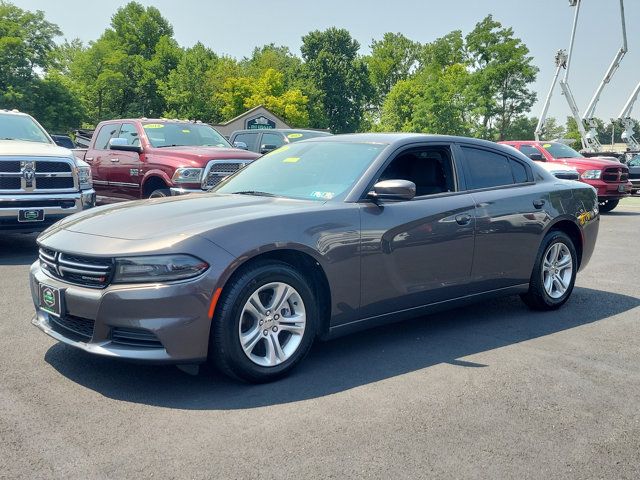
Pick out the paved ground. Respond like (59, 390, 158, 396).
(1, 200, 639, 480)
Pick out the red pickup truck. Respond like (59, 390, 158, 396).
(74, 119, 260, 202)
(500, 140, 632, 212)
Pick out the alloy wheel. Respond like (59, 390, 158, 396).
(541, 242, 573, 299)
(238, 282, 306, 367)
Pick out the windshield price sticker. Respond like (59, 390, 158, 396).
(311, 191, 334, 199)
(283, 157, 300, 163)
(144, 124, 164, 129)
(287, 133, 304, 139)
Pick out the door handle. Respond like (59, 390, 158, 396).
(110, 158, 120, 163)
(455, 214, 472, 226)
(533, 199, 546, 209)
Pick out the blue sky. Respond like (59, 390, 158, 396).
(13, 0, 640, 122)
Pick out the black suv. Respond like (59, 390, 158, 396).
(229, 129, 332, 154)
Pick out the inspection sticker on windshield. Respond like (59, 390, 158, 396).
(283, 157, 300, 163)
(287, 133, 304, 139)
(144, 124, 164, 129)
(311, 191, 334, 199)
(543, 143, 552, 148)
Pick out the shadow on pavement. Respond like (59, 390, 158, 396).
(0, 233, 38, 266)
(45, 286, 639, 410)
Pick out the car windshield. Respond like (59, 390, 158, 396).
(143, 122, 230, 148)
(284, 131, 332, 143)
(215, 141, 386, 201)
(628, 155, 640, 167)
(542, 142, 583, 159)
(0, 113, 51, 144)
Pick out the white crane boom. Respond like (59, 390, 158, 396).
(535, 51, 566, 142)
(618, 81, 640, 151)
(582, 0, 628, 152)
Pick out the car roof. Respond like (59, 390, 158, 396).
(305, 132, 512, 150)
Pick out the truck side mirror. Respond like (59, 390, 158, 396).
(260, 144, 278, 155)
(109, 137, 142, 154)
(233, 141, 248, 150)
(528, 153, 545, 161)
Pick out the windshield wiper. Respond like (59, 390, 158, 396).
(232, 191, 277, 197)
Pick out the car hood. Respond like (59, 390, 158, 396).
(558, 156, 624, 169)
(146, 145, 259, 164)
(536, 161, 577, 173)
(0, 139, 73, 158)
(52, 194, 322, 241)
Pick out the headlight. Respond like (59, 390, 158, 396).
(113, 254, 209, 283)
(581, 169, 601, 180)
(77, 165, 92, 189)
(172, 167, 203, 183)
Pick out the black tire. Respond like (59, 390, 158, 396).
(520, 230, 577, 311)
(209, 261, 318, 383)
(148, 188, 171, 199)
(598, 199, 619, 213)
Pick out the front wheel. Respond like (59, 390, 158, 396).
(148, 188, 171, 199)
(520, 230, 577, 311)
(209, 261, 318, 383)
(598, 199, 619, 213)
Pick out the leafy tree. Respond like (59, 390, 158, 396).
(301, 28, 372, 133)
(366, 33, 420, 109)
(502, 116, 537, 140)
(564, 117, 582, 149)
(465, 15, 538, 140)
(420, 30, 465, 71)
(31, 72, 85, 132)
(0, 1, 61, 109)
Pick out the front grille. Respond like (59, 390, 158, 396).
(602, 166, 629, 183)
(39, 247, 113, 288)
(202, 160, 252, 189)
(553, 171, 580, 180)
(0, 160, 21, 172)
(0, 177, 20, 189)
(34, 161, 72, 173)
(49, 314, 95, 342)
(111, 327, 164, 349)
(36, 177, 74, 189)
(0, 199, 76, 209)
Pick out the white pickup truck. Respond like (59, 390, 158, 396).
(0, 110, 95, 232)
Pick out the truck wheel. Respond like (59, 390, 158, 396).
(598, 199, 619, 213)
(209, 261, 318, 383)
(148, 188, 171, 199)
(520, 230, 577, 311)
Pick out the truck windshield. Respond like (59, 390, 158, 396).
(143, 122, 231, 148)
(0, 113, 51, 144)
(542, 142, 583, 159)
(215, 141, 386, 201)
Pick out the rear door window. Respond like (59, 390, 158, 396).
(461, 147, 515, 189)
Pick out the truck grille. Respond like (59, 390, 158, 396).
(202, 160, 252, 189)
(602, 166, 629, 183)
(0, 157, 76, 192)
(39, 247, 113, 288)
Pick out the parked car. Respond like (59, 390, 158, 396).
(230, 128, 332, 154)
(0, 109, 95, 232)
(31, 134, 599, 382)
(74, 119, 260, 202)
(50, 134, 76, 149)
(628, 154, 640, 194)
(500, 140, 632, 212)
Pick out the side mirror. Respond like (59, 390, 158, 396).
(368, 179, 416, 202)
(109, 137, 142, 154)
(528, 153, 545, 161)
(260, 144, 278, 154)
(233, 141, 248, 150)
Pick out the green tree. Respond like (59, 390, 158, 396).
(564, 117, 582, 149)
(502, 116, 537, 140)
(301, 28, 372, 133)
(366, 33, 420, 109)
(31, 72, 85, 132)
(0, 1, 61, 109)
(465, 15, 538, 140)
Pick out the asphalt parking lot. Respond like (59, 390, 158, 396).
(1, 199, 639, 480)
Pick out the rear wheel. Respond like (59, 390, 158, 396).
(598, 199, 619, 213)
(210, 261, 317, 383)
(520, 230, 577, 311)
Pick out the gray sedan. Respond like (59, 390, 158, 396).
(30, 134, 600, 382)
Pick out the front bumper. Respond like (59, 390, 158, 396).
(583, 179, 632, 200)
(0, 189, 96, 231)
(170, 187, 205, 196)
(30, 261, 216, 364)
